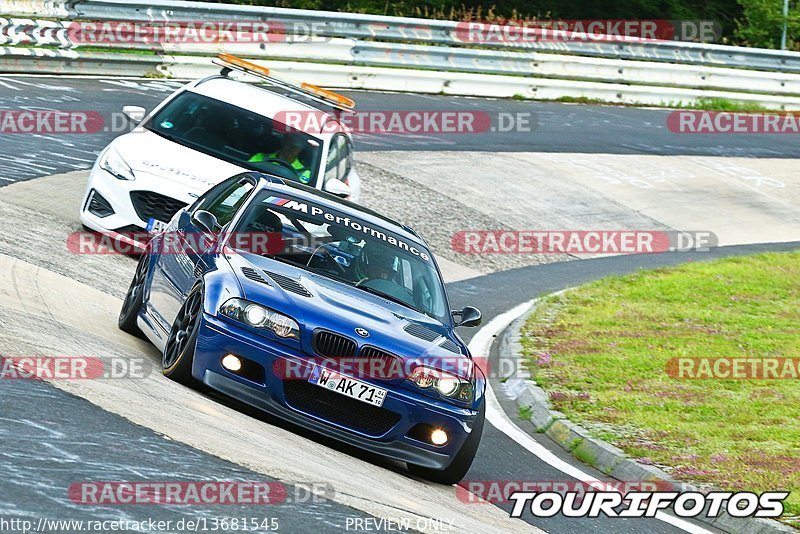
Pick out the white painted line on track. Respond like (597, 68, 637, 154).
(468, 300, 715, 534)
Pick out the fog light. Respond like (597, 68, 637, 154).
(430, 429, 448, 446)
(221, 354, 242, 372)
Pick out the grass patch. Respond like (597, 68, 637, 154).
(553, 96, 609, 105)
(550, 96, 779, 112)
(521, 251, 800, 519)
(680, 97, 768, 112)
(518, 405, 533, 420)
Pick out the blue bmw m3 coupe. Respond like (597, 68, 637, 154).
(119, 171, 485, 483)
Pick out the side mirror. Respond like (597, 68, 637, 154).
(191, 210, 218, 235)
(122, 105, 146, 125)
(453, 306, 482, 328)
(324, 179, 352, 198)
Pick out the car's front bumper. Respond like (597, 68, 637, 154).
(79, 159, 202, 234)
(80, 162, 145, 233)
(194, 313, 480, 470)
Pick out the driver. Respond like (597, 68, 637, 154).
(359, 249, 410, 302)
(249, 134, 312, 184)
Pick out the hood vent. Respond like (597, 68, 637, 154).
(241, 267, 270, 285)
(404, 323, 440, 342)
(440, 339, 461, 354)
(264, 270, 312, 298)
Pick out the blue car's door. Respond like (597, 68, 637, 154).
(147, 209, 205, 333)
(147, 174, 258, 331)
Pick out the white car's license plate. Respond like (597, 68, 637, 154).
(146, 217, 169, 233)
(308, 365, 387, 407)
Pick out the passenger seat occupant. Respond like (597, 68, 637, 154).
(249, 134, 312, 184)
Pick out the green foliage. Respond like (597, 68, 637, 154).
(196, 0, 794, 48)
(684, 97, 767, 111)
(736, 0, 800, 49)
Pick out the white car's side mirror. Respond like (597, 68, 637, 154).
(324, 179, 352, 198)
(122, 105, 147, 125)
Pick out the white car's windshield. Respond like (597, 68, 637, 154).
(144, 91, 323, 185)
(231, 191, 450, 323)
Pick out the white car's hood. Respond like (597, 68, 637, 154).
(114, 130, 246, 194)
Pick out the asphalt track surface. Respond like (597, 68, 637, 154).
(1, 75, 797, 533)
(0, 75, 798, 183)
(1, 379, 388, 532)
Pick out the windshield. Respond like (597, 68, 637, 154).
(230, 191, 449, 323)
(143, 91, 323, 185)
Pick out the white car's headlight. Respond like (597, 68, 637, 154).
(219, 298, 300, 341)
(100, 147, 135, 181)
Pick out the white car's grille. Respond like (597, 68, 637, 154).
(129, 191, 187, 223)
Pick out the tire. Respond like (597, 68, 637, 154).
(408, 400, 486, 485)
(118, 251, 149, 338)
(162, 283, 204, 386)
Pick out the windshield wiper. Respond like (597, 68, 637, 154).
(354, 283, 422, 313)
(259, 253, 311, 271)
(144, 126, 180, 143)
(258, 253, 350, 284)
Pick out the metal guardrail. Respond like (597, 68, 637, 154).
(9, 0, 800, 73)
(1, 0, 800, 108)
(2, 46, 799, 112)
(4, 16, 800, 98)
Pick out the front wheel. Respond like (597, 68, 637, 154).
(408, 400, 486, 484)
(162, 283, 204, 386)
(118, 251, 149, 337)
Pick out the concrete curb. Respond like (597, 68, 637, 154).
(499, 296, 796, 534)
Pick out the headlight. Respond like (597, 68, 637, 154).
(219, 299, 300, 340)
(100, 147, 135, 181)
(269, 312, 297, 338)
(244, 304, 269, 327)
(409, 366, 474, 401)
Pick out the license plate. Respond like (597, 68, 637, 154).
(308, 365, 387, 408)
(146, 217, 169, 233)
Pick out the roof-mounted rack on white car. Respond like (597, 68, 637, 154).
(213, 53, 355, 114)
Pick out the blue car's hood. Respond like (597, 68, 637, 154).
(226, 254, 472, 378)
